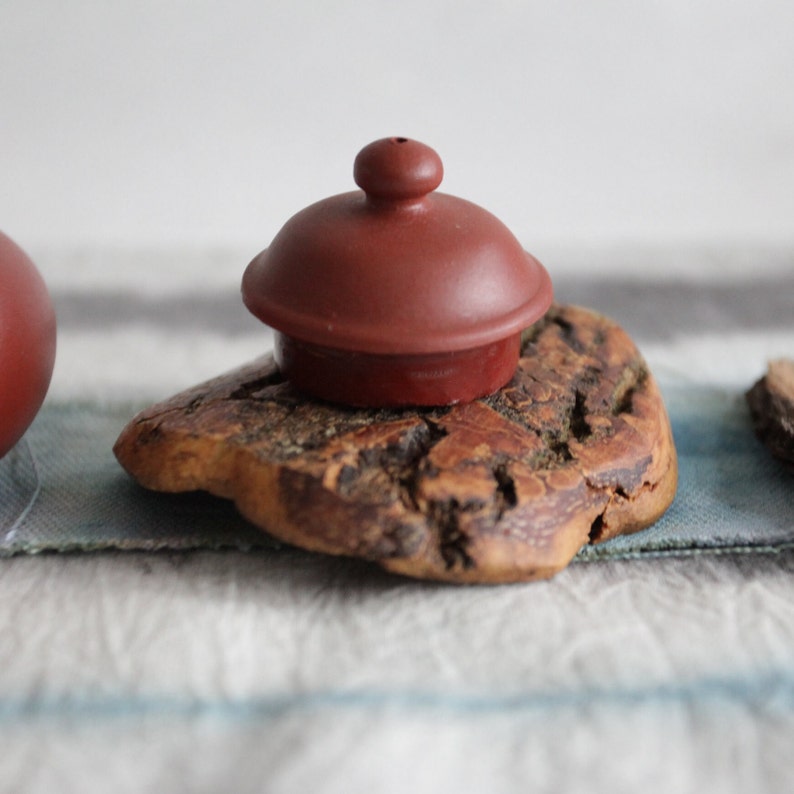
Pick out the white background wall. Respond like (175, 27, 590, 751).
(2, 0, 793, 251)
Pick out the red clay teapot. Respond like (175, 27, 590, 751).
(0, 232, 57, 457)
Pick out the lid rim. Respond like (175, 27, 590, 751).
(243, 256, 553, 355)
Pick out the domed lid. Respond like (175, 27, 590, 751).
(242, 137, 553, 355)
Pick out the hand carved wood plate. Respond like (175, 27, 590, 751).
(114, 305, 677, 583)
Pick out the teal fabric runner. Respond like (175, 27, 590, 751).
(2, 385, 791, 559)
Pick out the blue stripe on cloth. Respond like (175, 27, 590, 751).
(1, 386, 792, 557)
(1, 670, 793, 722)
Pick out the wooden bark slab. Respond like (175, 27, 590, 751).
(114, 305, 677, 583)
(747, 358, 794, 466)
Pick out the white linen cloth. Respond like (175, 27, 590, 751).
(0, 246, 792, 794)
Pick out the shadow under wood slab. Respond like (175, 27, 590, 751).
(114, 305, 677, 583)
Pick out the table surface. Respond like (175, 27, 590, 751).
(1, 246, 793, 794)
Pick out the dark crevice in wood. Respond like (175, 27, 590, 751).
(520, 314, 553, 352)
(612, 364, 647, 416)
(551, 314, 586, 354)
(492, 462, 518, 519)
(384, 418, 447, 511)
(588, 512, 605, 543)
(546, 434, 574, 463)
(570, 389, 591, 443)
(433, 500, 474, 570)
(228, 370, 287, 401)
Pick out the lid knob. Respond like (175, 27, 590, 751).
(353, 137, 443, 202)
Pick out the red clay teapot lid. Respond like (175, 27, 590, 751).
(242, 137, 553, 357)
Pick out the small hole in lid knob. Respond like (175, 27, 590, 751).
(354, 137, 443, 202)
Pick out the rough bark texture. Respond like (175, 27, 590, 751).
(747, 358, 794, 466)
(114, 305, 678, 583)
